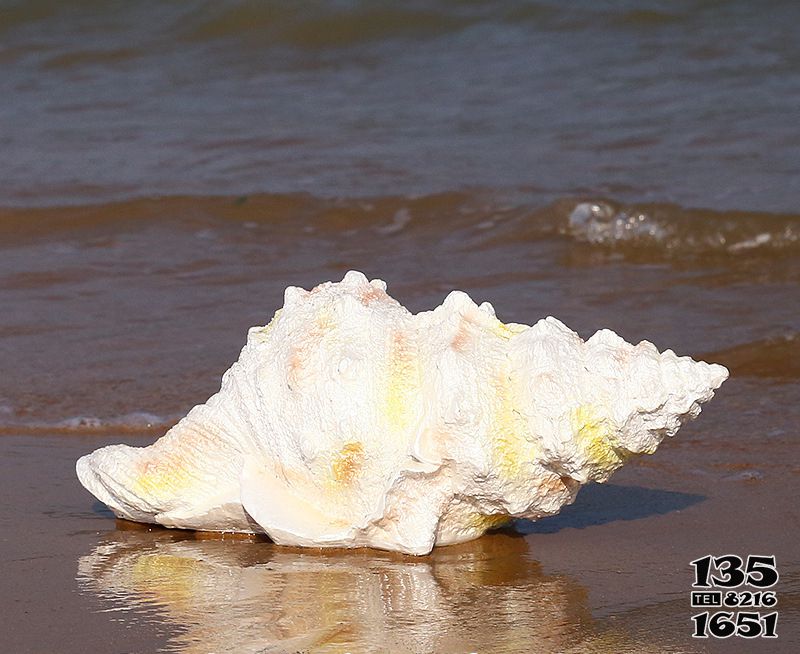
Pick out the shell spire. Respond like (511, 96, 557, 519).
(77, 271, 728, 554)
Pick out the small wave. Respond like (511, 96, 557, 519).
(566, 202, 667, 245)
(0, 191, 481, 239)
(41, 48, 139, 71)
(699, 333, 800, 381)
(0, 412, 175, 436)
(181, 2, 477, 48)
(563, 200, 800, 256)
(2, 192, 799, 262)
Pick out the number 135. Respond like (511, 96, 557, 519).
(691, 555, 778, 588)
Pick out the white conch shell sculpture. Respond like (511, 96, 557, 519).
(77, 271, 728, 555)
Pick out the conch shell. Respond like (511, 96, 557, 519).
(77, 271, 727, 555)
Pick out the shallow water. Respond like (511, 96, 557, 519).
(1, 1, 799, 652)
(2, 193, 797, 433)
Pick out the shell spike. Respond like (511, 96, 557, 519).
(342, 270, 369, 285)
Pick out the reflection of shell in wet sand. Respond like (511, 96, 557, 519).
(77, 531, 670, 654)
(77, 271, 728, 554)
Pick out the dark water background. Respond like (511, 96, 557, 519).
(2, 0, 800, 210)
(1, 1, 799, 652)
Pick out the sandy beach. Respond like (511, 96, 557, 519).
(2, 1, 799, 651)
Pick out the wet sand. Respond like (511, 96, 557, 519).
(2, 374, 798, 653)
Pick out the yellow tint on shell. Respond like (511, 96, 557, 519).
(133, 453, 196, 500)
(315, 308, 335, 333)
(251, 309, 282, 343)
(571, 404, 627, 472)
(467, 512, 513, 531)
(331, 442, 365, 484)
(384, 331, 420, 432)
(493, 319, 526, 340)
(490, 370, 536, 479)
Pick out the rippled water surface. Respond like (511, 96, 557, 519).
(1, 1, 799, 652)
(2, 0, 800, 210)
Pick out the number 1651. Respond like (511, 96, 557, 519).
(692, 611, 778, 639)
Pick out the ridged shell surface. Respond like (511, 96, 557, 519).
(77, 271, 728, 554)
